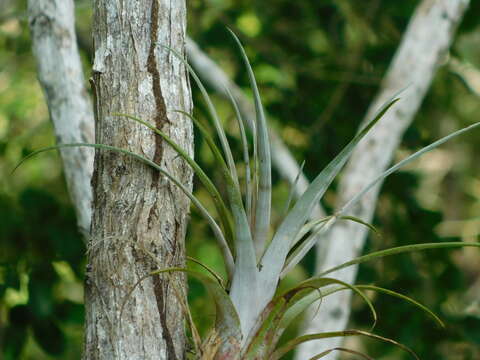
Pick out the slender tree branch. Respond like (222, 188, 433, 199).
(27, 0, 94, 236)
(295, 1, 470, 359)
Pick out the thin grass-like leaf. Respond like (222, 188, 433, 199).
(161, 51, 259, 327)
(319, 242, 480, 278)
(309, 347, 374, 360)
(160, 53, 259, 308)
(339, 216, 380, 235)
(258, 97, 400, 308)
(288, 216, 333, 252)
(228, 29, 272, 257)
(274, 290, 325, 343)
(168, 275, 202, 355)
(162, 45, 240, 189)
(175, 110, 236, 191)
(242, 278, 376, 359)
(186, 256, 226, 289)
(293, 277, 377, 330)
(280, 216, 335, 278)
(177, 110, 252, 275)
(270, 329, 419, 360)
(251, 107, 259, 232)
(309, 282, 444, 328)
(13, 143, 235, 279)
(356, 285, 444, 328)
(225, 86, 253, 227)
(339, 121, 480, 215)
(283, 160, 306, 216)
(278, 282, 444, 334)
(282, 215, 379, 278)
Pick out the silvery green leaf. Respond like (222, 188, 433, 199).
(228, 29, 272, 257)
(257, 97, 400, 309)
(338, 121, 480, 215)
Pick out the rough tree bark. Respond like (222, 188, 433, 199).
(84, 1, 192, 359)
(27, 0, 94, 236)
(295, 1, 470, 359)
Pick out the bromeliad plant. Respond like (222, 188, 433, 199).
(17, 31, 480, 359)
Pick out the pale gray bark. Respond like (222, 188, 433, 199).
(84, 0, 192, 359)
(295, 1, 470, 359)
(27, 0, 94, 236)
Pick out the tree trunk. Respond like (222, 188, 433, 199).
(84, 1, 192, 359)
(27, 0, 94, 236)
(295, 1, 469, 359)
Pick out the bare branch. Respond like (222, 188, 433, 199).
(27, 0, 95, 236)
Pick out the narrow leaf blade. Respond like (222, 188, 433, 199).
(228, 29, 272, 257)
(259, 97, 400, 303)
(339, 121, 480, 215)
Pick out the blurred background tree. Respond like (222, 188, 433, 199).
(1, 0, 479, 358)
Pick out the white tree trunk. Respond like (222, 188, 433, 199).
(83, 0, 192, 359)
(27, 0, 94, 236)
(295, 1, 469, 359)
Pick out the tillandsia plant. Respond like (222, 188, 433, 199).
(16, 30, 480, 359)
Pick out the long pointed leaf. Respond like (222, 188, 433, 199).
(309, 347, 374, 360)
(185, 112, 258, 338)
(356, 285, 444, 328)
(289, 216, 333, 253)
(339, 121, 480, 215)
(280, 218, 334, 279)
(258, 97, 400, 307)
(319, 242, 480, 278)
(225, 86, 253, 227)
(281, 215, 379, 278)
(161, 50, 259, 326)
(228, 29, 272, 257)
(283, 160, 306, 215)
(162, 45, 240, 189)
(242, 277, 376, 359)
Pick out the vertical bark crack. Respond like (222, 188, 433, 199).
(147, 0, 170, 188)
(153, 276, 178, 360)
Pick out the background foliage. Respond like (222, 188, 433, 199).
(1, 0, 479, 358)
